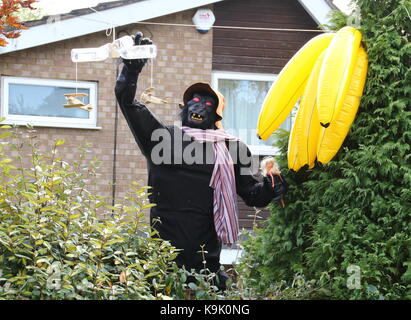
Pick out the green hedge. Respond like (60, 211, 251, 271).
(1, 124, 313, 300)
(0, 125, 186, 299)
(240, 0, 411, 299)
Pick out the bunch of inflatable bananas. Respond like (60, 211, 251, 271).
(257, 26, 368, 172)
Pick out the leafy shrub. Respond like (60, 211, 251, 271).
(230, 212, 330, 300)
(0, 124, 182, 299)
(0, 123, 326, 300)
(239, 0, 411, 300)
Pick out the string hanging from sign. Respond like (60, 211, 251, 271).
(68, 6, 333, 108)
(88, 6, 117, 42)
(78, 17, 332, 33)
(78, 6, 332, 33)
(137, 21, 330, 33)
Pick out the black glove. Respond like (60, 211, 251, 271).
(122, 32, 153, 73)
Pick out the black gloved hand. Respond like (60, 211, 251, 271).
(263, 174, 288, 200)
(122, 32, 153, 73)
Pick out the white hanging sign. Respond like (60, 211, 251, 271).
(71, 36, 157, 63)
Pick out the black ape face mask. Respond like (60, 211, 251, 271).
(180, 92, 222, 130)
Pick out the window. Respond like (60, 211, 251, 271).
(1, 76, 99, 129)
(212, 71, 292, 155)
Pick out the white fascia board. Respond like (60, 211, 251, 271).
(297, 0, 334, 27)
(0, 0, 223, 55)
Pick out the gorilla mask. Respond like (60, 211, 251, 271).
(180, 92, 222, 130)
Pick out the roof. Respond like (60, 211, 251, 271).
(0, 0, 335, 55)
(27, 0, 144, 28)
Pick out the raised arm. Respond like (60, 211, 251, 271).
(114, 33, 166, 158)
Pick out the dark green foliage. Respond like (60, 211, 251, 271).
(240, 0, 411, 299)
(0, 124, 320, 300)
(0, 125, 185, 299)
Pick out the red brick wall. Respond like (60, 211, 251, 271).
(1, 3, 305, 229)
(0, 8, 214, 207)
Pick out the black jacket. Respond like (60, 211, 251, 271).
(114, 63, 287, 272)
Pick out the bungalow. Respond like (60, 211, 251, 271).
(0, 0, 335, 263)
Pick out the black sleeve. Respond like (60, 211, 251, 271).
(114, 62, 167, 158)
(233, 141, 287, 208)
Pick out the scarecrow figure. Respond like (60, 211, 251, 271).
(114, 33, 287, 289)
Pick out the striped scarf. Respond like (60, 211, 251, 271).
(181, 126, 240, 245)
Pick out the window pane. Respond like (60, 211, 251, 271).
(8, 83, 90, 119)
(218, 78, 291, 147)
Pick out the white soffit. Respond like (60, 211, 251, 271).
(0, 0, 223, 55)
(297, 0, 334, 27)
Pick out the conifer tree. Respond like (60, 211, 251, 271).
(242, 0, 411, 299)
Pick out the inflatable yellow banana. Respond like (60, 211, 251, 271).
(257, 33, 334, 140)
(257, 26, 367, 171)
(317, 26, 362, 127)
(288, 51, 326, 171)
(287, 113, 302, 171)
(317, 46, 368, 164)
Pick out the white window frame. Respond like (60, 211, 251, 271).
(212, 71, 281, 156)
(220, 247, 243, 265)
(1, 76, 100, 129)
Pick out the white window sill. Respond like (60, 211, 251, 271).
(2, 120, 102, 130)
(248, 145, 279, 156)
(220, 248, 243, 265)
